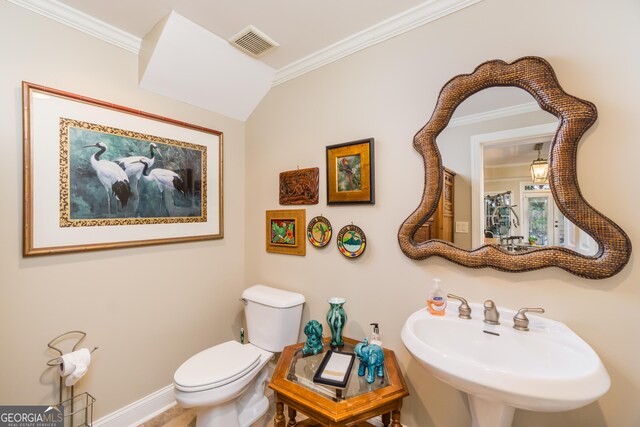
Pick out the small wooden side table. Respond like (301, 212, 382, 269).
(269, 337, 409, 426)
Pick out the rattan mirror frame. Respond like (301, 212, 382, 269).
(398, 57, 631, 279)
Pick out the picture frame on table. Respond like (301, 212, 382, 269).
(312, 350, 356, 389)
(326, 138, 374, 205)
(22, 82, 223, 256)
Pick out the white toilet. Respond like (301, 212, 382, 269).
(173, 285, 305, 427)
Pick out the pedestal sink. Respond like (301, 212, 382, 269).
(401, 303, 610, 427)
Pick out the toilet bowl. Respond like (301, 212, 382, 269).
(174, 341, 273, 427)
(173, 285, 305, 427)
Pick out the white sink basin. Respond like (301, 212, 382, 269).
(401, 304, 610, 427)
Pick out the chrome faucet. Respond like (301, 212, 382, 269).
(513, 307, 545, 331)
(483, 300, 500, 325)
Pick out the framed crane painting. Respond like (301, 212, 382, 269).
(22, 82, 223, 256)
(326, 138, 375, 205)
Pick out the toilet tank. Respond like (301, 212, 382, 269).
(242, 285, 305, 353)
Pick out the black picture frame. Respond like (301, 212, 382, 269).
(326, 138, 375, 205)
(312, 350, 355, 388)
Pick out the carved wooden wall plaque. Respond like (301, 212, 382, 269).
(279, 167, 319, 205)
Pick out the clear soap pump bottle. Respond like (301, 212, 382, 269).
(427, 278, 447, 316)
(369, 323, 383, 347)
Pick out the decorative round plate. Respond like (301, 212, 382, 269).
(337, 224, 366, 258)
(307, 216, 332, 247)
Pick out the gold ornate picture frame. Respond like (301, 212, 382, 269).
(326, 138, 375, 205)
(22, 82, 223, 256)
(266, 209, 306, 256)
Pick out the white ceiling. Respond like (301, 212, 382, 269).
(10, 0, 485, 120)
(448, 87, 557, 167)
(484, 140, 552, 167)
(13, 1, 553, 167)
(451, 87, 537, 119)
(52, 0, 435, 69)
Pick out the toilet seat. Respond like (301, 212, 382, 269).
(174, 341, 262, 392)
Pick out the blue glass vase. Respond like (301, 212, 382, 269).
(326, 297, 347, 348)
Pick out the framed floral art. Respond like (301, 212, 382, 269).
(265, 209, 306, 256)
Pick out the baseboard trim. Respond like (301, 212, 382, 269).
(92, 383, 407, 427)
(93, 384, 176, 427)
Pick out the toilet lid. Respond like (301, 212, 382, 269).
(174, 341, 262, 392)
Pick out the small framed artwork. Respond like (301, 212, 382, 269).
(22, 82, 223, 256)
(279, 167, 319, 205)
(326, 138, 374, 205)
(337, 224, 366, 258)
(313, 350, 355, 389)
(307, 216, 332, 247)
(266, 209, 306, 256)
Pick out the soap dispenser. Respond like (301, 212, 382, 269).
(427, 278, 447, 316)
(369, 323, 383, 347)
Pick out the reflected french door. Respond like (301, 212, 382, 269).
(522, 192, 560, 246)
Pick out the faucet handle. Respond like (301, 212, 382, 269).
(447, 294, 471, 319)
(483, 300, 500, 325)
(513, 307, 545, 331)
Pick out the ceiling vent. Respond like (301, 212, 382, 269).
(229, 25, 279, 57)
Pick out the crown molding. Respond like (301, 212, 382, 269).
(272, 0, 484, 86)
(7, 0, 141, 53)
(484, 176, 530, 183)
(448, 102, 540, 127)
(10, 0, 484, 87)
(485, 162, 530, 169)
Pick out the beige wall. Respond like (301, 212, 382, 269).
(246, 0, 640, 426)
(0, 1, 246, 418)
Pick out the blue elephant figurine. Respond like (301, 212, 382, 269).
(302, 320, 324, 356)
(354, 339, 385, 384)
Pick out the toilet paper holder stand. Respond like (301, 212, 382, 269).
(46, 330, 98, 427)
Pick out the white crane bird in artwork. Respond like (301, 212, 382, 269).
(83, 142, 131, 215)
(136, 159, 186, 211)
(114, 142, 160, 213)
(114, 142, 160, 180)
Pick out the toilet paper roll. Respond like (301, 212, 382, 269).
(59, 348, 91, 377)
(65, 362, 88, 386)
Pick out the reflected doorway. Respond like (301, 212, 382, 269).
(521, 184, 563, 247)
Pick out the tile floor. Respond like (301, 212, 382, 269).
(138, 390, 282, 427)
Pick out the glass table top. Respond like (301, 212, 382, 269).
(285, 340, 390, 402)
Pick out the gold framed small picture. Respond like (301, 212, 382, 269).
(266, 209, 306, 256)
(326, 138, 374, 204)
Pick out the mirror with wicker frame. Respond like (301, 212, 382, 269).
(398, 56, 631, 279)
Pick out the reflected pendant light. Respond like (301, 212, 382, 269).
(530, 143, 549, 183)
